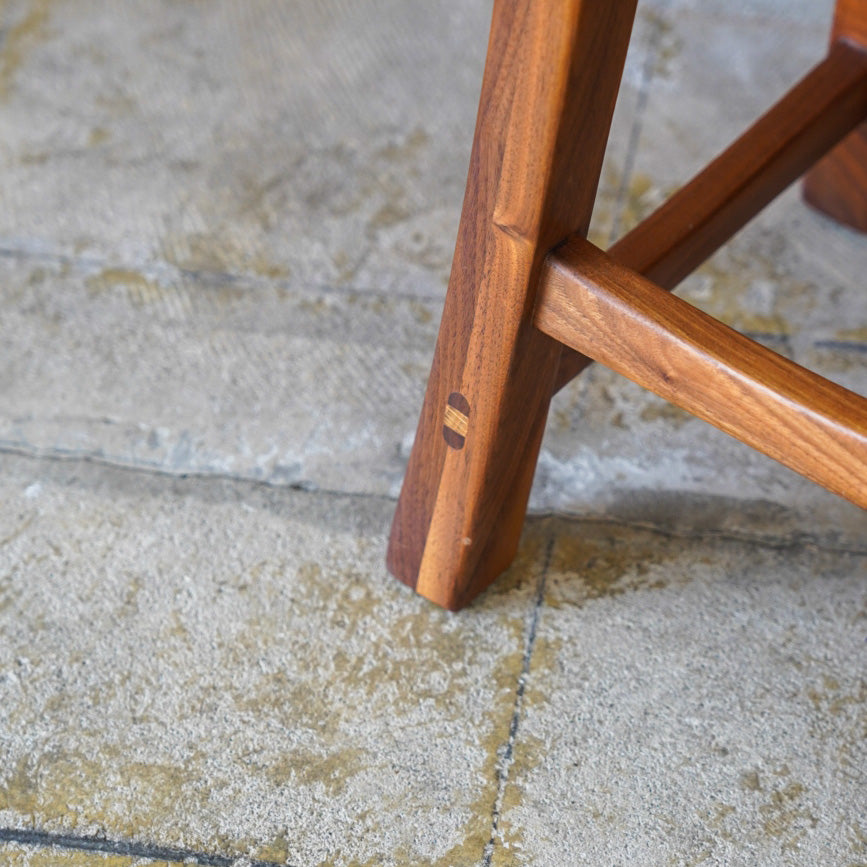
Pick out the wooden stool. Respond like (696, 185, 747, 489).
(388, 0, 867, 610)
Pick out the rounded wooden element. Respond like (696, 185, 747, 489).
(442, 392, 470, 449)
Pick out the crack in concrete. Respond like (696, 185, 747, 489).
(0, 826, 293, 867)
(0, 440, 393, 502)
(1, 444, 864, 557)
(482, 539, 553, 866)
(529, 510, 867, 558)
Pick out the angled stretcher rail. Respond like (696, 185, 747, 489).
(536, 237, 867, 508)
(554, 40, 867, 392)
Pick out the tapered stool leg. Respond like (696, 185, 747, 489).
(804, 0, 867, 231)
(387, 0, 637, 610)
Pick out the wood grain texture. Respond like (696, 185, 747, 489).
(555, 40, 867, 392)
(832, 0, 867, 51)
(804, 0, 867, 231)
(536, 237, 867, 508)
(387, 0, 637, 610)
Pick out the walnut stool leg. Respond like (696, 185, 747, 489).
(387, 0, 638, 610)
(804, 0, 867, 231)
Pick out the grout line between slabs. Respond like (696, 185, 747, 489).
(0, 441, 395, 503)
(1, 443, 865, 557)
(0, 826, 293, 867)
(481, 537, 554, 866)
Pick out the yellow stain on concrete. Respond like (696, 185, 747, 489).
(835, 325, 867, 341)
(0, 842, 184, 866)
(683, 249, 804, 338)
(85, 268, 165, 307)
(0, 747, 215, 845)
(165, 232, 290, 282)
(0, 0, 54, 99)
(758, 779, 815, 849)
(545, 520, 681, 609)
(87, 126, 111, 147)
(235, 532, 547, 865)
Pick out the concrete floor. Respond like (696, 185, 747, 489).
(0, 1, 865, 865)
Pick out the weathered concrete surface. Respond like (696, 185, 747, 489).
(1, 455, 864, 866)
(0, 841, 184, 866)
(0, 452, 544, 866)
(0, 0, 865, 865)
(0, 844, 177, 866)
(493, 521, 867, 866)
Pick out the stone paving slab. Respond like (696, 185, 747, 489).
(0, 251, 440, 496)
(0, 452, 545, 866)
(492, 519, 867, 866)
(0, 0, 642, 298)
(5, 234, 864, 549)
(1, 459, 864, 866)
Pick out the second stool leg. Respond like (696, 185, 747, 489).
(804, 0, 867, 231)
